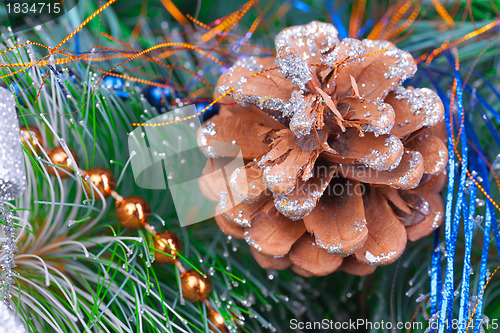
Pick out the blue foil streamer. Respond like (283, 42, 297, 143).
(431, 228, 442, 319)
(465, 117, 498, 332)
(464, 83, 500, 255)
(293, 1, 316, 14)
(475, 203, 493, 332)
(426, 68, 455, 331)
(457, 182, 476, 333)
(438, 53, 468, 333)
(425, 46, 500, 333)
(357, 19, 373, 37)
(325, 0, 349, 39)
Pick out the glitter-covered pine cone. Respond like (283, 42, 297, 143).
(198, 21, 448, 277)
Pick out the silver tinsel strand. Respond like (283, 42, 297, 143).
(1, 206, 18, 307)
(0, 87, 26, 310)
(0, 87, 26, 202)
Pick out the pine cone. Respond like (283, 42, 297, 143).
(198, 21, 448, 277)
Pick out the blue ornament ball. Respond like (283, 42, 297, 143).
(103, 73, 129, 98)
(196, 102, 219, 122)
(144, 81, 171, 110)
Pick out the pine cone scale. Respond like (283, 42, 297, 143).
(288, 233, 343, 276)
(337, 150, 425, 190)
(405, 133, 448, 175)
(324, 129, 404, 171)
(244, 209, 306, 257)
(354, 189, 408, 265)
(302, 179, 368, 256)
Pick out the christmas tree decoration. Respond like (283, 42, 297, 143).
(196, 101, 220, 122)
(143, 81, 172, 110)
(0, 87, 25, 322)
(102, 73, 129, 98)
(199, 21, 448, 277)
(83, 167, 116, 199)
(207, 308, 229, 333)
(2, 0, 500, 331)
(46, 147, 78, 178)
(19, 126, 43, 154)
(152, 231, 183, 264)
(115, 195, 151, 229)
(0, 88, 26, 202)
(180, 270, 212, 303)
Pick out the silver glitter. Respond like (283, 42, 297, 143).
(224, 56, 264, 78)
(281, 90, 310, 117)
(322, 38, 365, 67)
(262, 165, 297, 194)
(354, 219, 367, 233)
(273, 186, 326, 220)
(274, 21, 340, 58)
(358, 135, 403, 171)
(281, 91, 314, 138)
(222, 208, 251, 228)
(361, 101, 395, 136)
(0, 207, 18, 307)
(273, 195, 318, 221)
(276, 45, 312, 90)
(432, 211, 443, 229)
(393, 86, 444, 128)
(233, 210, 251, 227)
(0, 88, 26, 201)
(361, 40, 418, 92)
(219, 190, 228, 211)
(244, 231, 262, 252)
(432, 149, 448, 174)
(383, 47, 417, 83)
(394, 150, 423, 189)
(197, 121, 218, 158)
(0, 88, 24, 309)
(229, 167, 253, 203)
(314, 235, 345, 254)
(289, 109, 315, 138)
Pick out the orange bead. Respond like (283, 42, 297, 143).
(47, 147, 78, 178)
(84, 167, 116, 199)
(207, 308, 229, 333)
(180, 269, 212, 302)
(20, 126, 43, 153)
(116, 196, 151, 229)
(153, 231, 182, 264)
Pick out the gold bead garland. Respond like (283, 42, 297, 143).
(83, 167, 116, 199)
(20, 126, 43, 154)
(208, 308, 230, 333)
(152, 231, 182, 264)
(47, 146, 79, 178)
(116, 196, 151, 229)
(180, 269, 212, 303)
(24, 125, 229, 331)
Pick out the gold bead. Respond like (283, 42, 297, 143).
(84, 167, 116, 199)
(20, 126, 43, 153)
(207, 308, 229, 333)
(180, 269, 212, 302)
(47, 147, 78, 178)
(116, 196, 151, 229)
(153, 231, 182, 264)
